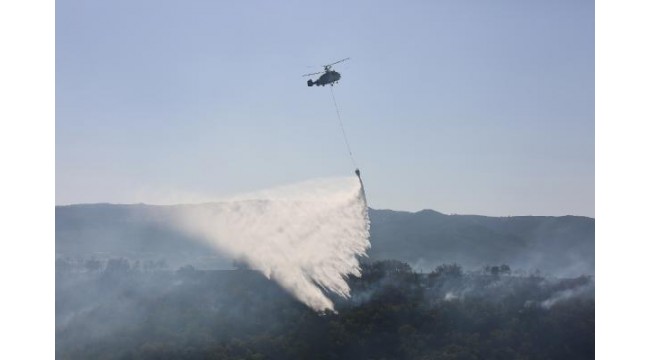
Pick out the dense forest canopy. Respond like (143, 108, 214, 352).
(56, 258, 594, 360)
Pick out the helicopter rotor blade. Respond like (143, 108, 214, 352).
(323, 57, 350, 68)
(302, 71, 324, 77)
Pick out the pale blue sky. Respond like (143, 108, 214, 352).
(56, 0, 594, 216)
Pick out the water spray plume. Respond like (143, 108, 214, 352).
(171, 176, 370, 312)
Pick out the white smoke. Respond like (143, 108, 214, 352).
(170, 176, 370, 312)
(540, 281, 594, 309)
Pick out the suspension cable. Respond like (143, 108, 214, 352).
(329, 86, 358, 170)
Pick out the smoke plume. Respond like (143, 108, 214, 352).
(170, 176, 370, 312)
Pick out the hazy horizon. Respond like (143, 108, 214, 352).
(55, 197, 594, 219)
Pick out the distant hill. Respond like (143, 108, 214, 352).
(56, 204, 594, 276)
(56, 204, 229, 269)
(367, 209, 594, 276)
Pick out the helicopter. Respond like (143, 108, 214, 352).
(303, 58, 350, 87)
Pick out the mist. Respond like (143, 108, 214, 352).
(55, 178, 594, 358)
(168, 176, 370, 312)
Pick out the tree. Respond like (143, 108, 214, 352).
(84, 258, 102, 272)
(105, 258, 130, 273)
(431, 263, 463, 278)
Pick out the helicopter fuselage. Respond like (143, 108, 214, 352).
(308, 70, 341, 87)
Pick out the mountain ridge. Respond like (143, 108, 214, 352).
(56, 204, 594, 276)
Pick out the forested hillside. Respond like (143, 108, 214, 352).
(56, 204, 594, 275)
(56, 259, 594, 360)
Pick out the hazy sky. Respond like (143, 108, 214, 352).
(56, 0, 594, 217)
